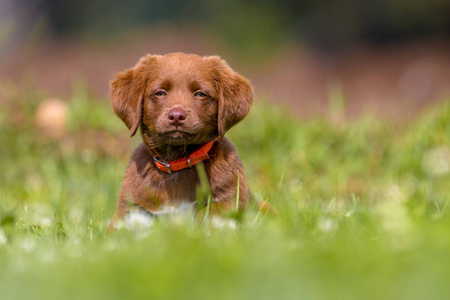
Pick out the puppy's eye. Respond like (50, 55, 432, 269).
(154, 91, 166, 97)
(194, 92, 208, 98)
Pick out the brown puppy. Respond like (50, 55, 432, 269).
(108, 53, 253, 229)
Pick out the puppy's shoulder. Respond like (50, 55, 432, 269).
(126, 142, 154, 177)
(130, 142, 152, 162)
(213, 137, 235, 154)
(210, 137, 242, 165)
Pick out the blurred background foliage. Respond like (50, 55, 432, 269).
(4, 0, 450, 55)
(43, 0, 450, 48)
(2, 0, 450, 118)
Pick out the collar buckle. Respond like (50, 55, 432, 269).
(153, 157, 172, 174)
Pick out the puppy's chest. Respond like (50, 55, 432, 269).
(147, 169, 200, 202)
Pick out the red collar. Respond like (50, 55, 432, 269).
(153, 141, 215, 174)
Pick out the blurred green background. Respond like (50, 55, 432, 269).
(1, 1, 450, 299)
(2, 0, 450, 117)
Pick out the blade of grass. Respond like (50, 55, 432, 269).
(195, 162, 212, 211)
(236, 170, 240, 212)
(202, 195, 211, 226)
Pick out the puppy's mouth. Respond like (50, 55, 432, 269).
(159, 130, 197, 143)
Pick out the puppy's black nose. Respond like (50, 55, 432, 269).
(168, 108, 187, 126)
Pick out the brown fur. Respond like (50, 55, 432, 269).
(108, 53, 253, 229)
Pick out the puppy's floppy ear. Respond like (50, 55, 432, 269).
(210, 57, 253, 136)
(110, 55, 157, 137)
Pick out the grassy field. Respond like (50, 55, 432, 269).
(0, 83, 449, 299)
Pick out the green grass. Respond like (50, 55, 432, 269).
(1, 83, 450, 299)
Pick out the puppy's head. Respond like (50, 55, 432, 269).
(110, 53, 253, 146)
